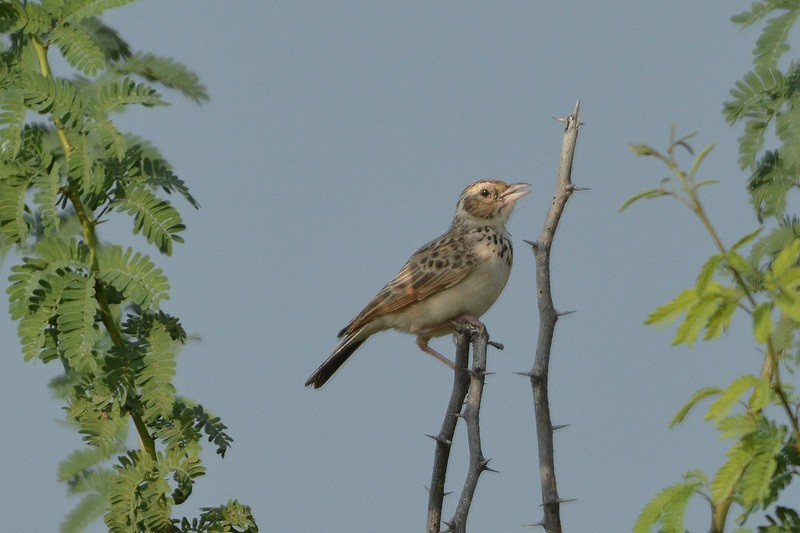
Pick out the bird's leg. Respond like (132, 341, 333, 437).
(416, 335, 456, 369)
(415, 315, 488, 369)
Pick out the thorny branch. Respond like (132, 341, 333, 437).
(449, 323, 493, 533)
(523, 100, 582, 533)
(426, 327, 471, 533)
(426, 322, 492, 533)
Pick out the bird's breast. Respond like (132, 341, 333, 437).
(387, 227, 513, 336)
(457, 229, 513, 314)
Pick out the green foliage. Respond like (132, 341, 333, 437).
(626, 5, 800, 531)
(0, 175, 31, 244)
(58, 425, 126, 533)
(97, 244, 170, 309)
(33, 166, 63, 234)
(116, 52, 209, 103)
(0, 2, 256, 531)
(106, 450, 174, 533)
(77, 17, 131, 61)
(91, 76, 167, 112)
(9, 2, 52, 35)
(627, 134, 800, 531)
(60, 0, 136, 23)
(179, 500, 258, 533)
(175, 401, 234, 458)
(750, 4, 798, 69)
(50, 22, 106, 75)
(759, 506, 800, 532)
(22, 72, 87, 130)
(137, 323, 177, 423)
(57, 272, 101, 372)
(724, 1, 800, 220)
(0, 88, 27, 157)
(668, 386, 720, 428)
(114, 184, 185, 255)
(633, 471, 705, 533)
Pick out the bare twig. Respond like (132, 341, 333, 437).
(427, 327, 472, 533)
(449, 325, 492, 533)
(525, 100, 582, 532)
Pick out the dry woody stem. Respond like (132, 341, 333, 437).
(526, 100, 582, 533)
(427, 322, 492, 533)
(449, 324, 491, 533)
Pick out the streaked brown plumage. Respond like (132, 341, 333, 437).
(305, 180, 530, 388)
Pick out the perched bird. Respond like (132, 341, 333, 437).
(305, 180, 530, 388)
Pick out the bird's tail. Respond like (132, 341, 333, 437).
(305, 333, 366, 388)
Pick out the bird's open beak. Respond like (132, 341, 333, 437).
(499, 183, 531, 206)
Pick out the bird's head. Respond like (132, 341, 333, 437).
(453, 180, 531, 227)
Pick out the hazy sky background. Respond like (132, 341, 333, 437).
(2, 2, 796, 532)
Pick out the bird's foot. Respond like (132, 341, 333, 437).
(455, 314, 484, 328)
(451, 314, 486, 334)
(451, 315, 503, 350)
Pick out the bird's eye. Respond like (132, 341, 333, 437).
(480, 188, 490, 198)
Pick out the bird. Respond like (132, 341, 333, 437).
(305, 179, 530, 388)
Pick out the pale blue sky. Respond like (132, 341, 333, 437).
(1, 2, 793, 532)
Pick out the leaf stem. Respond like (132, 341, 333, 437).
(711, 500, 730, 533)
(31, 35, 157, 461)
(29, 36, 72, 157)
(689, 192, 755, 309)
(687, 168, 800, 441)
(678, 154, 800, 448)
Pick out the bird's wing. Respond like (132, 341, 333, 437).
(338, 230, 477, 337)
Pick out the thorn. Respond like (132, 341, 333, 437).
(552, 424, 570, 431)
(488, 340, 504, 350)
(523, 520, 544, 528)
(480, 458, 498, 473)
(555, 115, 584, 130)
(480, 370, 496, 377)
(555, 309, 576, 317)
(426, 433, 451, 445)
(423, 485, 452, 497)
(540, 497, 578, 506)
(442, 519, 455, 532)
(570, 185, 590, 192)
(513, 370, 533, 378)
(466, 367, 483, 378)
(523, 238, 538, 249)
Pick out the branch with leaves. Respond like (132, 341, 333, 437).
(624, 4, 800, 532)
(626, 131, 795, 531)
(0, 2, 256, 531)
